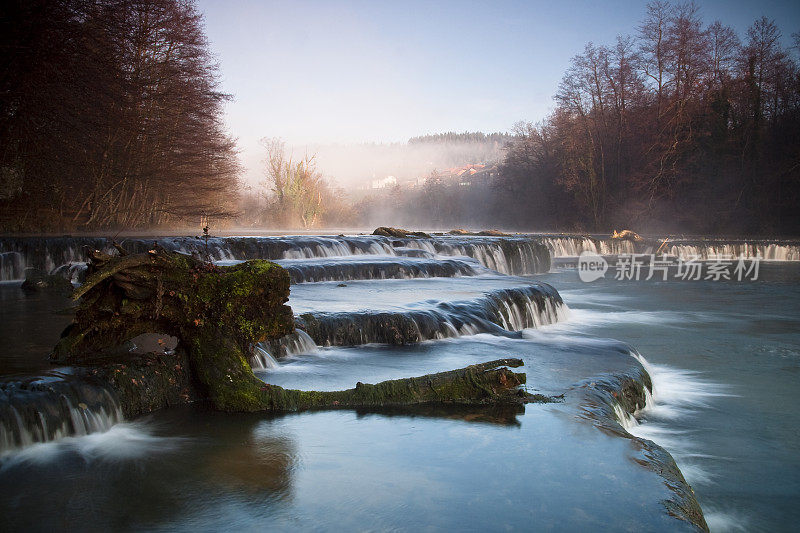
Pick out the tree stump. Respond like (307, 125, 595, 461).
(53, 248, 546, 413)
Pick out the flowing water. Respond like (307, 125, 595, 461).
(0, 234, 798, 531)
(537, 264, 800, 532)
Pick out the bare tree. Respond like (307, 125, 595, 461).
(499, 5, 800, 234)
(260, 138, 325, 228)
(706, 21, 740, 89)
(639, 1, 672, 120)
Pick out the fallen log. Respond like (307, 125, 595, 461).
(250, 358, 545, 412)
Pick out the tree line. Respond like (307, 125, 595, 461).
(355, 171, 498, 230)
(408, 132, 513, 145)
(4, 1, 797, 235)
(0, 0, 239, 232)
(495, 2, 800, 234)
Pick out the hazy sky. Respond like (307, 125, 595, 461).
(196, 0, 800, 184)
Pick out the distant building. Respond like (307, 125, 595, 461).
(414, 164, 496, 188)
(371, 176, 397, 189)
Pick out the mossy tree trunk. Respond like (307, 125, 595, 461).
(54, 249, 544, 412)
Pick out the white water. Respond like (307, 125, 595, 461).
(496, 297, 570, 331)
(0, 252, 25, 280)
(541, 236, 800, 261)
(541, 237, 636, 257)
(250, 330, 318, 370)
(4, 236, 800, 282)
(613, 353, 730, 462)
(0, 391, 123, 455)
(250, 346, 279, 370)
(281, 239, 396, 259)
(609, 352, 744, 532)
(537, 302, 716, 331)
(439, 296, 569, 340)
(0, 421, 182, 467)
(402, 240, 518, 274)
(297, 284, 571, 348)
(667, 243, 800, 261)
(50, 262, 87, 284)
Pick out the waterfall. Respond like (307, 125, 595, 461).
(50, 262, 88, 284)
(539, 236, 636, 257)
(250, 330, 318, 369)
(0, 376, 123, 454)
(539, 235, 800, 260)
(3, 235, 798, 282)
(250, 346, 279, 370)
(0, 251, 25, 281)
(0, 235, 554, 281)
(396, 237, 550, 275)
(281, 257, 484, 283)
(540, 236, 602, 257)
(298, 284, 568, 347)
(667, 242, 800, 261)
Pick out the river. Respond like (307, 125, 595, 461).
(0, 234, 797, 531)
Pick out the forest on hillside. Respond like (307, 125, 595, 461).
(357, 3, 800, 234)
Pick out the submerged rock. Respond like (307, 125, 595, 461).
(447, 229, 511, 237)
(372, 227, 432, 239)
(20, 268, 73, 294)
(582, 368, 708, 532)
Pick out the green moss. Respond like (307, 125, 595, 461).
(52, 252, 295, 411)
(95, 350, 198, 418)
(56, 251, 546, 414)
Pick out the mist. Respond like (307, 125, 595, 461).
(288, 136, 510, 194)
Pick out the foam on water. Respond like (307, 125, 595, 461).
(633, 354, 732, 419)
(545, 307, 692, 329)
(610, 352, 732, 499)
(0, 421, 184, 468)
(704, 508, 750, 532)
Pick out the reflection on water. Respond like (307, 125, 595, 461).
(352, 402, 525, 427)
(0, 283, 74, 375)
(0, 404, 695, 531)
